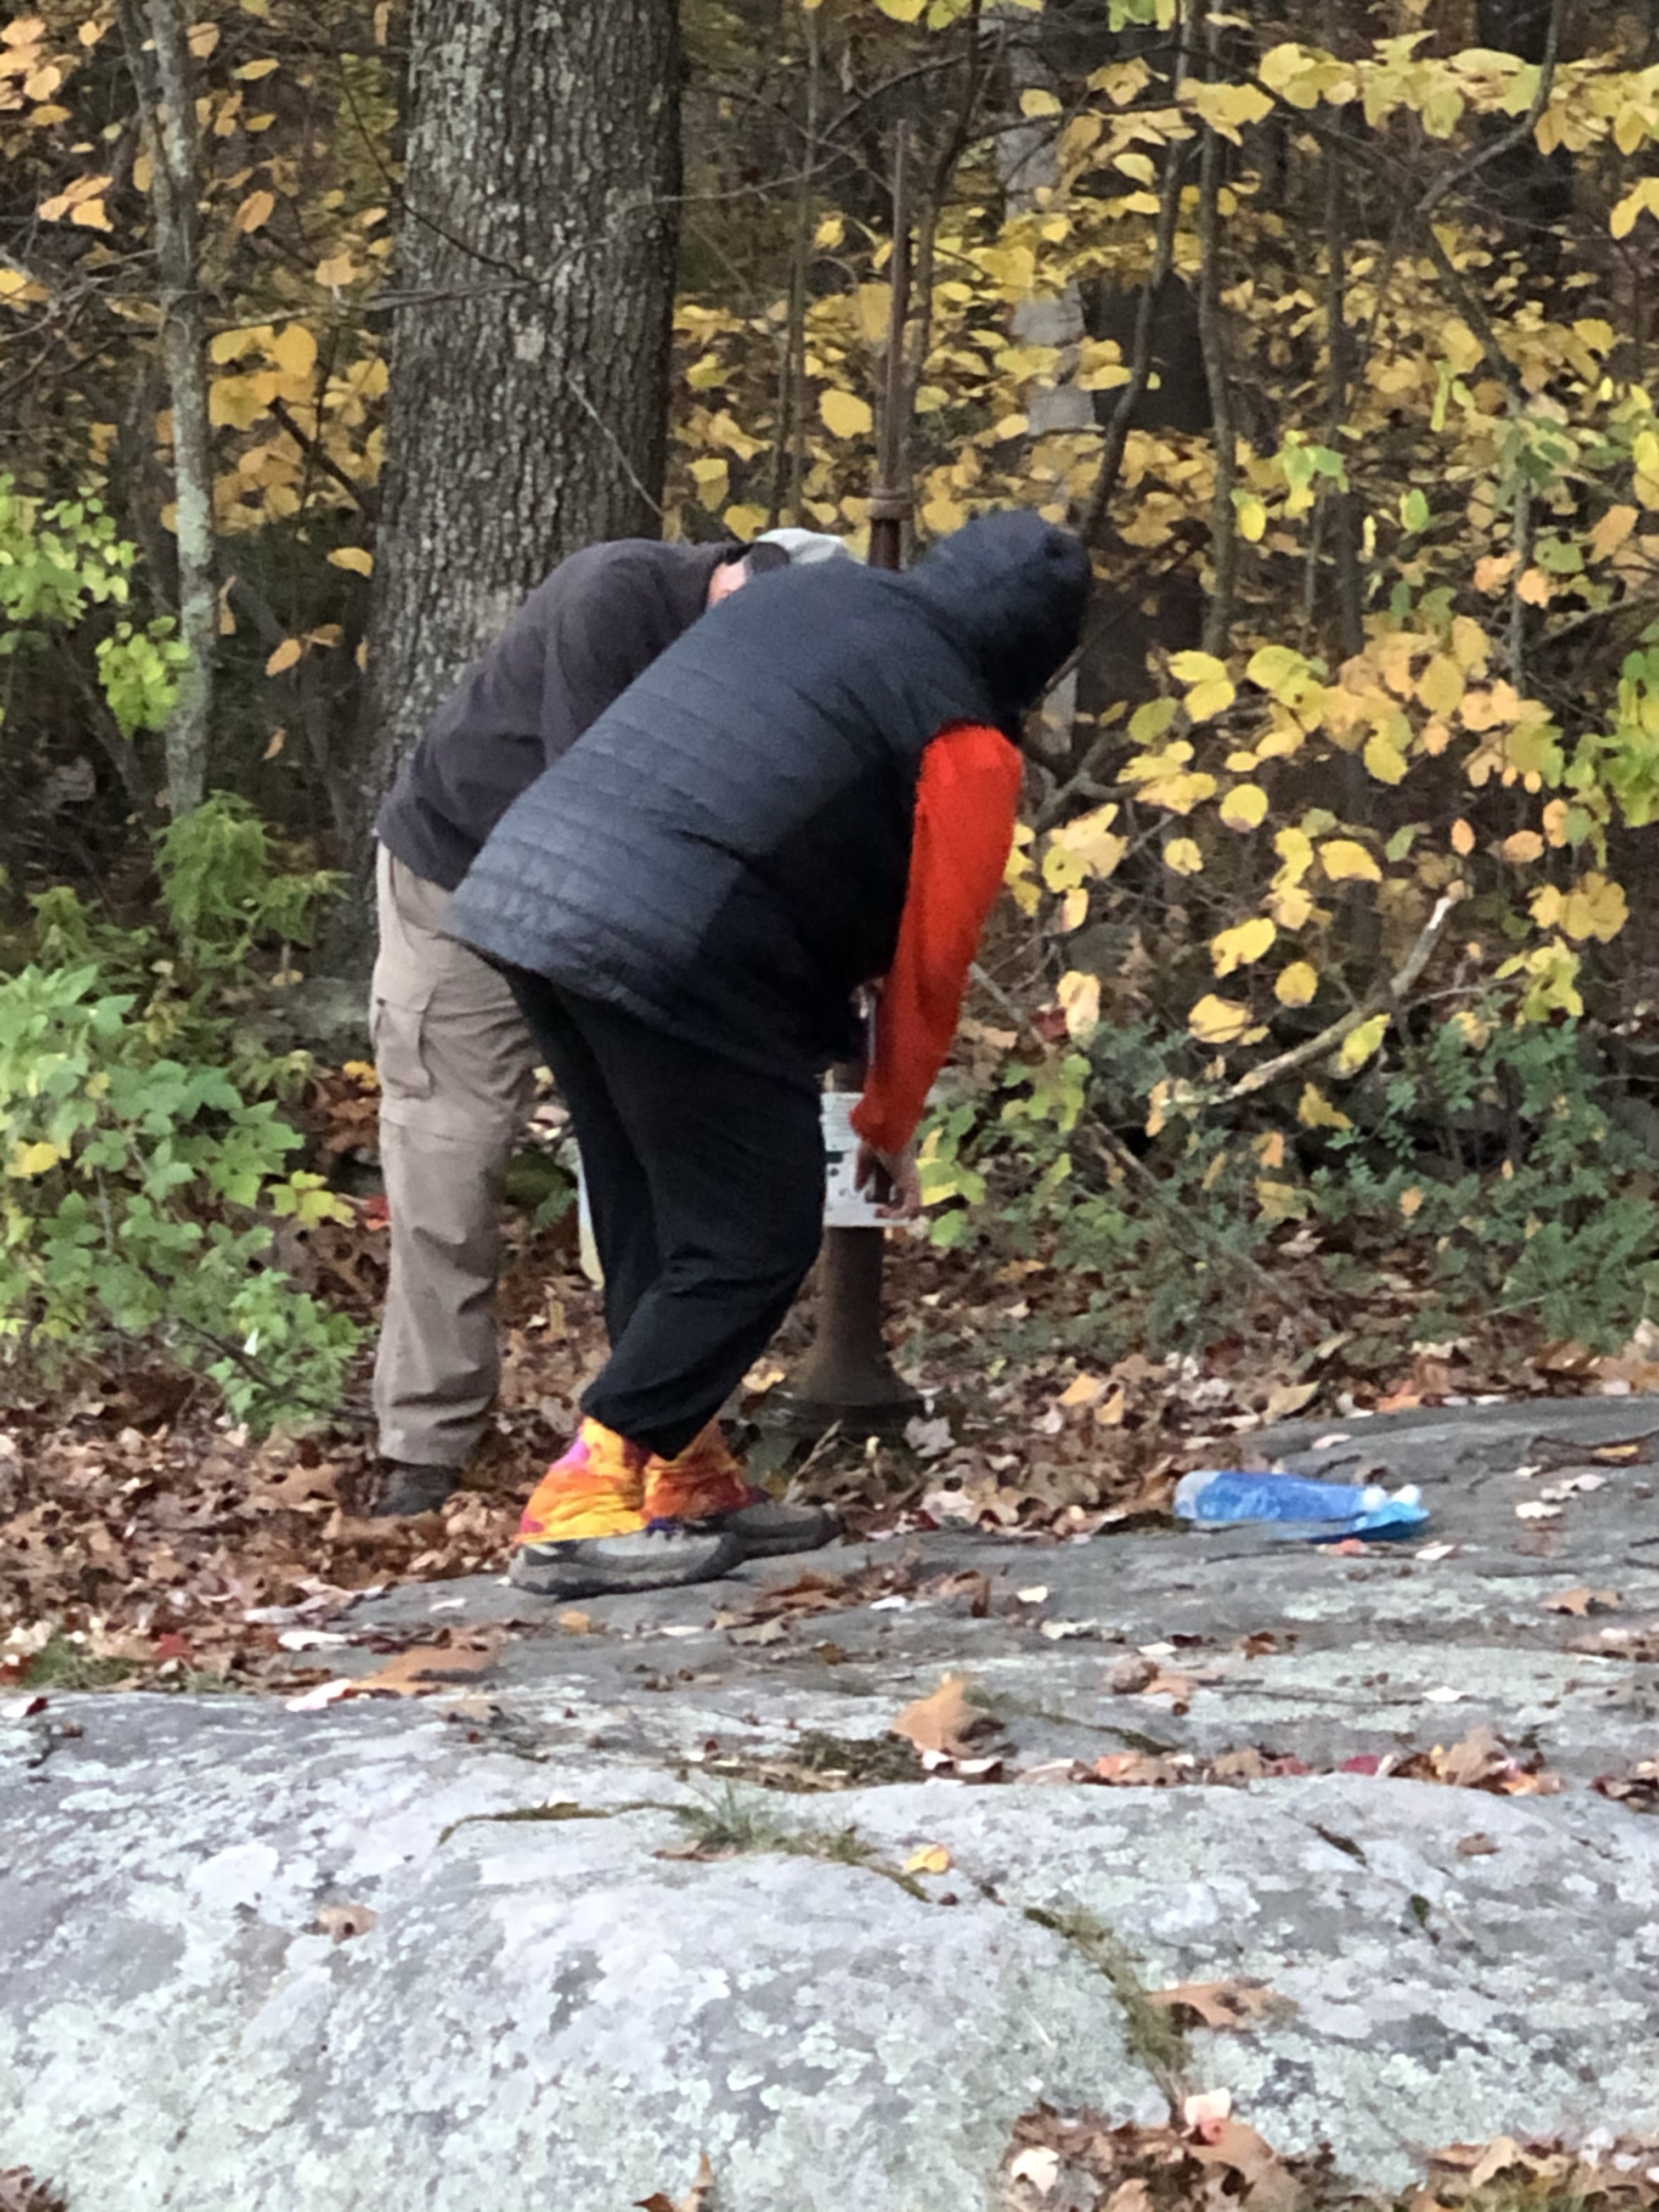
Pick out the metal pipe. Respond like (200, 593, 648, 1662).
(777, 124, 922, 1437)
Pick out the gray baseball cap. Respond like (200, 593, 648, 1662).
(755, 527, 859, 566)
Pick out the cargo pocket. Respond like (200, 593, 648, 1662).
(370, 978, 438, 1105)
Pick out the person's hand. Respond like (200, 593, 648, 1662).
(855, 1136, 922, 1221)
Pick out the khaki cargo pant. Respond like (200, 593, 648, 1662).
(370, 846, 539, 1469)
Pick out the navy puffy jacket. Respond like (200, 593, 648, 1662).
(446, 510, 1090, 1074)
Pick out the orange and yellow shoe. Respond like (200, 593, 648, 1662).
(644, 1423, 836, 1560)
(510, 1419, 740, 1598)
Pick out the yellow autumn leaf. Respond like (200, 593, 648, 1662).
(819, 387, 873, 439)
(235, 189, 276, 233)
(1417, 655, 1465, 718)
(1129, 697, 1178, 743)
(1163, 838, 1203, 876)
(1018, 87, 1062, 118)
(1502, 830, 1544, 864)
(1276, 961, 1318, 1007)
(1517, 567, 1551, 607)
(905, 1844, 953, 1875)
(1297, 1083, 1352, 1131)
(327, 546, 374, 575)
(1185, 675, 1236, 723)
(1057, 969, 1101, 1040)
(1189, 993, 1253, 1046)
(1048, 802, 1127, 879)
(1400, 1187, 1425, 1220)
(1363, 732, 1408, 785)
(1218, 783, 1268, 831)
(1210, 916, 1276, 977)
(1256, 1179, 1309, 1222)
(270, 321, 317, 380)
(1318, 838, 1382, 883)
(1590, 504, 1639, 562)
(1450, 817, 1476, 856)
(1057, 886, 1088, 931)
(1168, 650, 1228, 687)
(265, 637, 302, 676)
(7, 1138, 64, 1177)
(1235, 493, 1267, 542)
(855, 283, 892, 346)
(314, 251, 358, 288)
(1555, 873, 1628, 943)
(235, 56, 281, 79)
(1473, 551, 1518, 592)
(1335, 1012, 1390, 1074)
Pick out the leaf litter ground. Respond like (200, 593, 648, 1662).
(2, 1191, 1656, 1698)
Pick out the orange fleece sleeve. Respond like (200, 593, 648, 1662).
(851, 722, 1023, 1157)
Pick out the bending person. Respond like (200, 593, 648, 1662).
(369, 528, 848, 1513)
(446, 509, 1091, 1598)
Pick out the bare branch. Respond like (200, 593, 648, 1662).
(1227, 887, 1466, 1102)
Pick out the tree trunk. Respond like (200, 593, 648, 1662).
(343, 0, 681, 943)
(121, 0, 217, 817)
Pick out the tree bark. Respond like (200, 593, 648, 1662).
(121, 0, 217, 818)
(345, 0, 681, 944)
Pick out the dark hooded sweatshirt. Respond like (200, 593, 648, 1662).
(447, 511, 1090, 1132)
(374, 538, 739, 891)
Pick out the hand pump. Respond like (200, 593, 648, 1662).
(778, 126, 923, 1435)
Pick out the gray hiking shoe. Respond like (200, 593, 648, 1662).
(369, 1461, 459, 1517)
(703, 1497, 838, 1559)
(507, 1522, 742, 1600)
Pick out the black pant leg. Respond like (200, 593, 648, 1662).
(506, 972, 662, 1345)
(563, 999, 825, 1459)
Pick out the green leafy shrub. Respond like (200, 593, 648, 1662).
(1, 797, 360, 1430)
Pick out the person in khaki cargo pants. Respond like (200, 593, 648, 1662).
(369, 528, 850, 1515)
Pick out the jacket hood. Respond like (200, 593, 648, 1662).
(906, 509, 1091, 731)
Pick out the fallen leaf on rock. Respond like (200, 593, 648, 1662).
(1593, 1754, 1659, 1809)
(904, 1843, 953, 1875)
(1147, 1978, 1290, 2030)
(1105, 2183, 1151, 2212)
(1432, 1724, 1506, 1787)
(1402, 1725, 1562, 1797)
(356, 1642, 497, 1696)
(1424, 1684, 1465, 1705)
(1544, 1586, 1621, 1616)
(1016, 1585, 1050, 1605)
(892, 1673, 992, 1759)
(284, 1677, 356, 1712)
(635, 2150, 715, 2212)
(729, 1618, 788, 1646)
(558, 1610, 596, 1635)
(1039, 1620, 1093, 1641)
(1141, 1671, 1199, 1708)
(0, 2168, 69, 2212)
(1107, 1654, 1158, 1694)
(316, 1901, 377, 1942)
(1008, 2145, 1061, 2192)
(1192, 2118, 1298, 2211)
(1457, 1832, 1499, 1857)
(1515, 1500, 1562, 1521)
(1182, 2088, 1233, 2131)
(1417, 1542, 1457, 1562)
